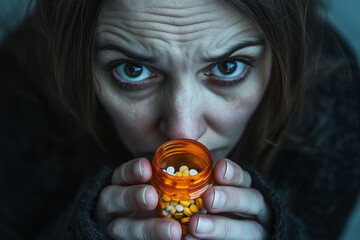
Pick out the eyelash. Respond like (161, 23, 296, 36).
(105, 60, 156, 90)
(105, 57, 255, 90)
(205, 57, 254, 86)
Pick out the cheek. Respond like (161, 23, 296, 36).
(94, 70, 157, 138)
(98, 90, 159, 151)
(214, 84, 267, 136)
(221, 52, 272, 135)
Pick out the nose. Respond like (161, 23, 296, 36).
(158, 80, 207, 141)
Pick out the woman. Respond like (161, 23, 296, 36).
(0, 0, 359, 239)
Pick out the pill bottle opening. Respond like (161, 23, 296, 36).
(153, 139, 212, 177)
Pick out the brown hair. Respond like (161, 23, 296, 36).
(34, 0, 106, 130)
(228, 0, 318, 174)
(23, 0, 319, 174)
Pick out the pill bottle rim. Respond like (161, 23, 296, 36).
(151, 139, 214, 193)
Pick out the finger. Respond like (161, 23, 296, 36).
(112, 158, 152, 185)
(96, 184, 158, 218)
(184, 235, 199, 240)
(214, 158, 252, 187)
(108, 217, 182, 240)
(188, 215, 266, 240)
(203, 186, 271, 224)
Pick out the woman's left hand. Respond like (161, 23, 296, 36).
(186, 158, 273, 240)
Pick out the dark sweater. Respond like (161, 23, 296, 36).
(0, 25, 359, 239)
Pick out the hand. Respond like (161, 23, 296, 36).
(94, 158, 182, 240)
(186, 158, 273, 240)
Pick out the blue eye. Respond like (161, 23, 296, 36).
(211, 60, 245, 78)
(205, 59, 252, 86)
(113, 62, 152, 82)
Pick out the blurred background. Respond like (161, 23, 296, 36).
(325, 0, 360, 66)
(0, 0, 359, 239)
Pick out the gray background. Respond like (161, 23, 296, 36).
(0, 0, 359, 239)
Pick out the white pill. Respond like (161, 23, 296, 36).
(163, 169, 167, 172)
(199, 209, 207, 214)
(189, 169, 198, 176)
(165, 205, 173, 212)
(162, 210, 169, 216)
(166, 166, 175, 174)
(175, 204, 184, 212)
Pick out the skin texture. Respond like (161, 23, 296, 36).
(94, 0, 273, 239)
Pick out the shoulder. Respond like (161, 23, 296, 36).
(268, 22, 360, 238)
(283, 22, 360, 159)
(0, 48, 106, 176)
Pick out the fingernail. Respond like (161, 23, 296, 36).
(136, 186, 148, 206)
(196, 216, 214, 234)
(167, 221, 172, 240)
(155, 221, 174, 240)
(138, 158, 143, 177)
(224, 159, 234, 181)
(212, 189, 226, 209)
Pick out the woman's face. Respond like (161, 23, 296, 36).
(95, 0, 272, 162)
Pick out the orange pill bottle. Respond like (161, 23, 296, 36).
(150, 139, 215, 236)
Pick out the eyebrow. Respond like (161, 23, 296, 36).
(97, 44, 158, 63)
(203, 39, 265, 62)
(97, 39, 264, 63)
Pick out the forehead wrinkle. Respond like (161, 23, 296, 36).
(99, 18, 224, 44)
(197, 16, 263, 58)
(98, 0, 261, 58)
(146, 1, 212, 10)
(140, 8, 213, 20)
(100, 1, 235, 35)
(104, 2, 215, 24)
(100, 9, 221, 34)
(98, 18, 173, 45)
(121, 22, 221, 38)
(96, 31, 150, 54)
(109, 0, 217, 14)
(214, 27, 262, 51)
(97, 24, 140, 47)
(122, 16, 217, 28)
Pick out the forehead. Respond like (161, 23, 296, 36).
(97, 0, 261, 57)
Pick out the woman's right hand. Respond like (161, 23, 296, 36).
(95, 158, 182, 240)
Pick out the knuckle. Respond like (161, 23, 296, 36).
(237, 167, 252, 187)
(109, 218, 123, 238)
(111, 166, 122, 184)
(222, 222, 233, 239)
(112, 162, 130, 185)
(237, 167, 245, 185)
(249, 222, 265, 240)
(140, 219, 160, 240)
(120, 163, 129, 184)
(99, 186, 114, 213)
(142, 220, 152, 240)
(252, 189, 265, 216)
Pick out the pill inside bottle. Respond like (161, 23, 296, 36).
(150, 139, 214, 236)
